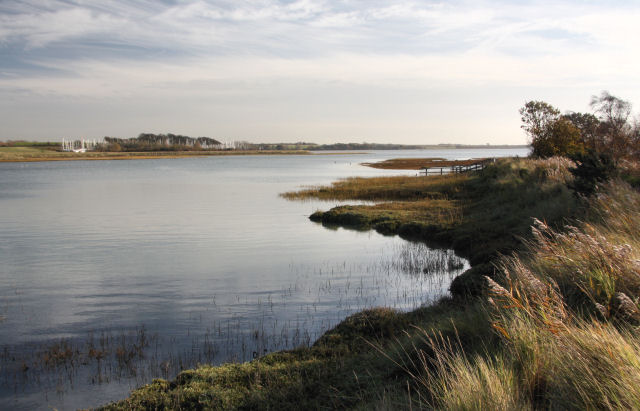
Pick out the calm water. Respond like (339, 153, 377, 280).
(0, 148, 527, 410)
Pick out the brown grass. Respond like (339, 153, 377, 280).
(409, 179, 640, 410)
(281, 173, 469, 202)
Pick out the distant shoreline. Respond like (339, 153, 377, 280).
(0, 149, 311, 163)
(0, 145, 529, 163)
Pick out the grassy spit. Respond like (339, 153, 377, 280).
(360, 157, 489, 170)
(100, 157, 640, 410)
(283, 157, 578, 296)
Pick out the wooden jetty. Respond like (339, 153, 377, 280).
(421, 158, 494, 176)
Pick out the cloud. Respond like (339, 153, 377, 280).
(1, 1, 639, 142)
(1, 1, 636, 59)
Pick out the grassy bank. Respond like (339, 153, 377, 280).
(0, 146, 311, 162)
(100, 157, 640, 409)
(283, 157, 577, 295)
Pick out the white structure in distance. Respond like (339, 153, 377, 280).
(61, 138, 100, 152)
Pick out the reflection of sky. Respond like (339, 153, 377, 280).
(1, 1, 639, 143)
(1, 150, 499, 343)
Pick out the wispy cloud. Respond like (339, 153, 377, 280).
(3, 1, 636, 59)
(1, 1, 639, 142)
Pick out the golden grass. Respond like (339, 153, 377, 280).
(282, 173, 469, 202)
(410, 179, 640, 410)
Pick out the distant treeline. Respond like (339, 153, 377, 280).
(100, 133, 222, 152)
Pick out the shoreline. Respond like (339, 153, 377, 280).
(101, 156, 583, 409)
(0, 149, 312, 163)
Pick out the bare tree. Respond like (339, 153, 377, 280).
(590, 91, 633, 159)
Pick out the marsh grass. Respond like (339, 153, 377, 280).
(403, 178, 640, 410)
(281, 173, 468, 202)
(95, 158, 640, 410)
(285, 157, 578, 295)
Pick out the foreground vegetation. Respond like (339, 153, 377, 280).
(99, 154, 640, 410)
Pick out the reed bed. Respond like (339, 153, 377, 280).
(281, 173, 469, 202)
(402, 179, 640, 410)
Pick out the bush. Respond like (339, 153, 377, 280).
(568, 151, 616, 196)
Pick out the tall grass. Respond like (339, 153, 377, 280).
(406, 179, 640, 410)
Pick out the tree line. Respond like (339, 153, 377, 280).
(100, 133, 222, 152)
(521, 91, 639, 161)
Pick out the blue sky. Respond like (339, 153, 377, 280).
(1, 0, 639, 144)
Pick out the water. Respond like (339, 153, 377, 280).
(0, 148, 527, 410)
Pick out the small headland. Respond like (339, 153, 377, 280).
(361, 157, 490, 170)
(283, 157, 579, 296)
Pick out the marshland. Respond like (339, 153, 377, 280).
(96, 90, 640, 409)
(0, 148, 523, 410)
(101, 150, 640, 410)
(5, 125, 640, 410)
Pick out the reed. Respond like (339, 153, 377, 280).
(403, 178, 640, 410)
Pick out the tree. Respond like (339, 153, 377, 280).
(530, 118, 584, 158)
(522, 92, 638, 161)
(562, 112, 601, 151)
(590, 91, 631, 134)
(590, 91, 633, 160)
(520, 101, 584, 158)
(569, 150, 616, 197)
(520, 101, 560, 142)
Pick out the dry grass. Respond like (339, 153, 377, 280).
(281, 173, 469, 202)
(407, 179, 640, 410)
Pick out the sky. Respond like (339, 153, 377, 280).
(1, 1, 639, 145)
